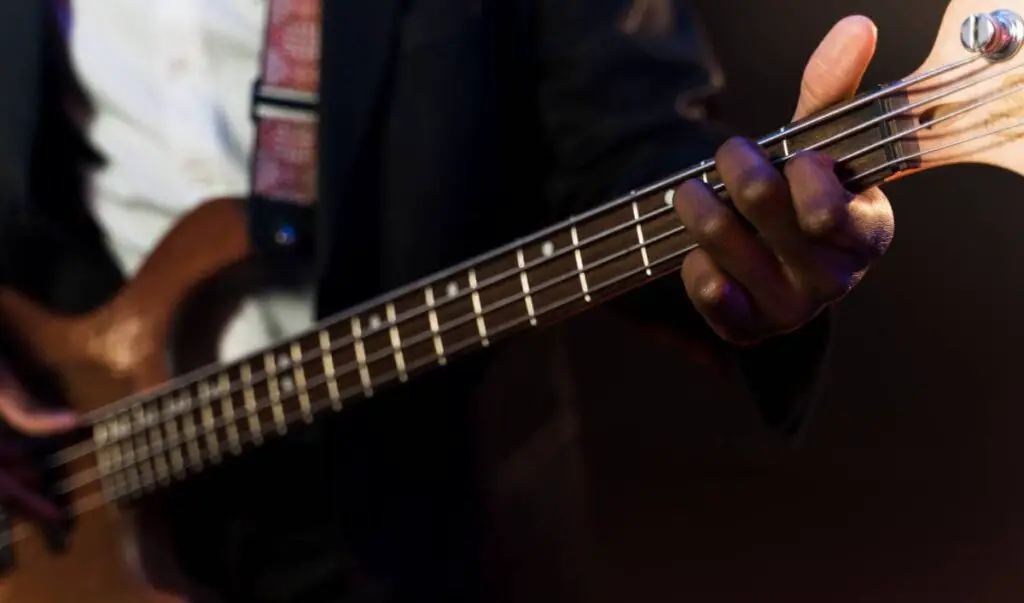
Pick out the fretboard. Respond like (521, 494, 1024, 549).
(73, 86, 921, 504)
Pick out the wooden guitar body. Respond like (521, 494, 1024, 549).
(0, 198, 253, 603)
(0, 1, 1022, 601)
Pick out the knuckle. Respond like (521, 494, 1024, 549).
(734, 168, 786, 211)
(675, 178, 707, 204)
(692, 274, 731, 311)
(784, 151, 819, 175)
(800, 202, 846, 238)
(716, 136, 749, 159)
(693, 204, 733, 244)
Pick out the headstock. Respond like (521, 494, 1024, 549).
(901, 2, 1024, 176)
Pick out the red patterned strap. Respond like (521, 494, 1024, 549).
(251, 0, 322, 207)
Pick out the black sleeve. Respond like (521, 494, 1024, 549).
(533, 0, 831, 436)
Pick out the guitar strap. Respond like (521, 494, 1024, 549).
(247, 0, 322, 268)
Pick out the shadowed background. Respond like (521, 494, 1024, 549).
(569, 1, 1024, 601)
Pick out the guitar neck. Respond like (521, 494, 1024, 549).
(81, 85, 920, 503)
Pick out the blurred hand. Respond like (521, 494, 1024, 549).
(0, 362, 76, 522)
(673, 15, 894, 344)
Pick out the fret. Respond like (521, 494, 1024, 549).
(69, 83, 932, 506)
(569, 226, 591, 302)
(384, 303, 408, 382)
(431, 272, 483, 355)
(349, 308, 399, 388)
(141, 399, 171, 485)
(516, 250, 537, 326)
(130, 405, 156, 491)
(424, 286, 446, 365)
(218, 372, 242, 455)
(473, 251, 531, 336)
(197, 380, 222, 463)
(319, 330, 343, 410)
(760, 136, 790, 163)
(467, 269, 489, 346)
(313, 324, 360, 401)
(263, 351, 288, 435)
(290, 341, 314, 422)
(179, 391, 203, 471)
(775, 95, 917, 188)
(108, 440, 127, 499)
(161, 395, 187, 478)
(120, 413, 144, 495)
(518, 230, 582, 320)
(371, 290, 437, 379)
(350, 316, 374, 397)
(147, 404, 171, 485)
(638, 190, 696, 266)
(92, 423, 116, 501)
(573, 201, 647, 295)
(632, 201, 652, 276)
(240, 362, 264, 446)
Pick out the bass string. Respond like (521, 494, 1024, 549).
(41, 54, 1024, 505)
(61, 53, 1020, 466)
(62, 55, 987, 434)
(58, 107, 1024, 503)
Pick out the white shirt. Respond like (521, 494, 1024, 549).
(68, 0, 315, 362)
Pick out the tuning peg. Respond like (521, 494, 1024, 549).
(961, 10, 1024, 61)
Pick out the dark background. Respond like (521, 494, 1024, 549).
(573, 1, 1024, 601)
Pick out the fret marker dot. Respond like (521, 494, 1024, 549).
(541, 241, 554, 257)
(276, 353, 290, 369)
(664, 189, 674, 206)
(281, 376, 295, 394)
(446, 282, 459, 298)
(368, 314, 382, 330)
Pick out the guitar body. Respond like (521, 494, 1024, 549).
(0, 198, 254, 603)
(4, 512, 183, 603)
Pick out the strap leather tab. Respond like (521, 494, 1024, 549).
(248, 0, 322, 263)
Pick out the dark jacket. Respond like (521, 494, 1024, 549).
(0, 1, 830, 602)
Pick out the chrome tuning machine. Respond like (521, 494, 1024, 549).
(961, 9, 1024, 61)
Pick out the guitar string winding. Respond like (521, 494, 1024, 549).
(31, 54, 1024, 513)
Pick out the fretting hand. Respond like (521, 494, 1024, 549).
(673, 15, 895, 344)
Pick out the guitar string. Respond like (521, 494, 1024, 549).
(55, 54, 986, 434)
(31, 56, 1020, 484)
(57, 55, 1023, 463)
(62, 56, 1011, 451)
(52, 111, 1024, 506)
(47, 54, 1019, 477)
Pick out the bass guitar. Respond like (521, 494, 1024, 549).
(0, 1, 1021, 601)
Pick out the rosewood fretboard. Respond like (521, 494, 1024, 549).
(63, 87, 921, 506)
